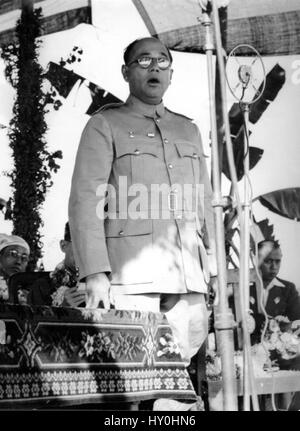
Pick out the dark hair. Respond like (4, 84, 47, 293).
(123, 37, 173, 65)
(64, 222, 71, 242)
(258, 239, 280, 250)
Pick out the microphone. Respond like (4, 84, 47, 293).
(238, 64, 252, 89)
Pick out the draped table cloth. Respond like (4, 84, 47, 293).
(0, 303, 196, 408)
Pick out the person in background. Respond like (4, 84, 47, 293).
(50, 222, 86, 307)
(257, 240, 300, 321)
(0, 234, 30, 302)
(254, 239, 300, 411)
(250, 239, 300, 343)
(29, 222, 86, 307)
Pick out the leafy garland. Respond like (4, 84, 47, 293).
(0, 7, 62, 270)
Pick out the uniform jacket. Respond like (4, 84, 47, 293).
(249, 276, 300, 344)
(250, 277, 300, 321)
(69, 95, 215, 295)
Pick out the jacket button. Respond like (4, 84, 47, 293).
(168, 164, 173, 169)
(134, 149, 140, 155)
(164, 138, 169, 144)
(119, 230, 124, 235)
(193, 153, 198, 159)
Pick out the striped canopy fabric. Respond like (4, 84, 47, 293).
(0, 0, 91, 46)
(132, 0, 300, 56)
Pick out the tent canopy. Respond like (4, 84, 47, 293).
(1, 1, 300, 55)
(0, 0, 91, 46)
(132, 0, 300, 55)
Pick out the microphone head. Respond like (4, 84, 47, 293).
(238, 64, 252, 87)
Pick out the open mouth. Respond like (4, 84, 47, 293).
(147, 78, 160, 85)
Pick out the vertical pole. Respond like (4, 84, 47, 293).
(202, 11, 238, 411)
(210, 0, 260, 411)
(242, 105, 250, 310)
(240, 104, 260, 411)
(241, 104, 250, 410)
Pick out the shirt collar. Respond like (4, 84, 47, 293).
(125, 94, 165, 118)
(265, 277, 285, 291)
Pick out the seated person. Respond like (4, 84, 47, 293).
(250, 239, 300, 342)
(28, 222, 86, 307)
(0, 233, 30, 302)
(254, 239, 300, 411)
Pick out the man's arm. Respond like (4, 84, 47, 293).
(68, 114, 114, 308)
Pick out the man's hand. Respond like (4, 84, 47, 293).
(62, 286, 86, 308)
(85, 273, 111, 309)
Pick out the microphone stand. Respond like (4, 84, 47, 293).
(210, 1, 262, 408)
(239, 101, 258, 411)
(201, 3, 238, 411)
(202, 0, 261, 411)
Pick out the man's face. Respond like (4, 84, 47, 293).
(122, 38, 173, 105)
(0, 245, 29, 277)
(259, 247, 282, 282)
(60, 240, 76, 270)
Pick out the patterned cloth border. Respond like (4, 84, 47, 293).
(0, 303, 196, 406)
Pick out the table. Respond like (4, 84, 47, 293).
(0, 303, 196, 408)
(207, 371, 300, 410)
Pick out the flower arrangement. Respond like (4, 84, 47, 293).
(206, 349, 242, 380)
(205, 316, 300, 381)
(50, 262, 79, 306)
(263, 316, 300, 361)
(0, 277, 9, 302)
(206, 349, 222, 380)
(157, 333, 181, 358)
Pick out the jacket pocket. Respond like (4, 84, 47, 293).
(175, 140, 202, 159)
(114, 140, 162, 185)
(174, 140, 202, 183)
(105, 218, 154, 285)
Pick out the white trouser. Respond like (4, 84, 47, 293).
(113, 292, 208, 365)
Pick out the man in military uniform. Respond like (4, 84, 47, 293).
(69, 37, 216, 365)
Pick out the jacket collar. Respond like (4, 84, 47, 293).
(125, 94, 165, 118)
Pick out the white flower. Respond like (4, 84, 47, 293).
(159, 337, 167, 346)
(0, 278, 8, 301)
(51, 286, 68, 306)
